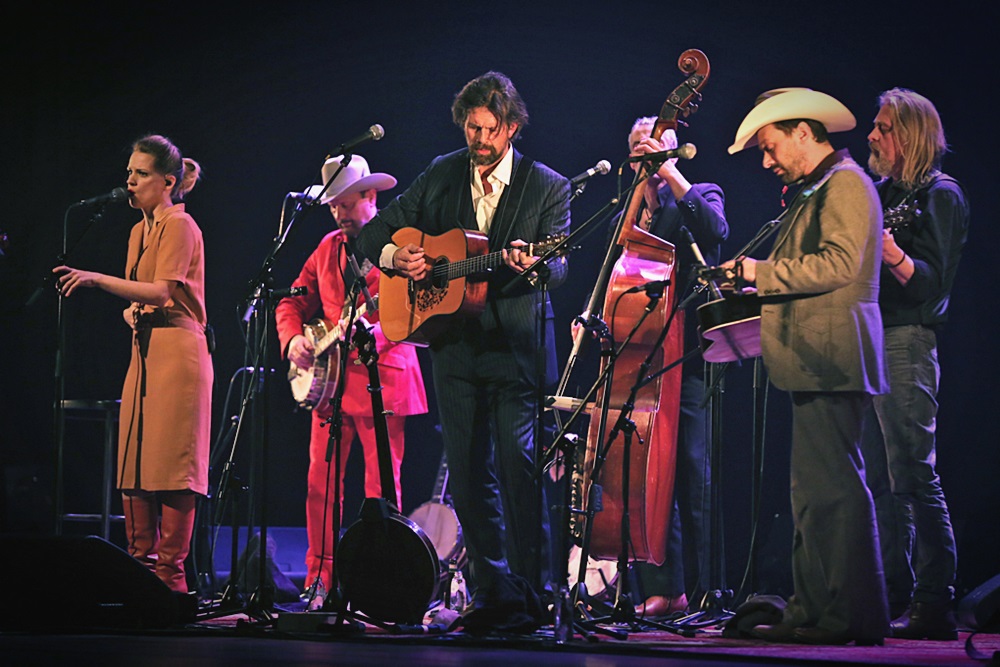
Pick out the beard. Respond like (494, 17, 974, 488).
(338, 218, 363, 238)
(868, 147, 894, 178)
(469, 143, 503, 167)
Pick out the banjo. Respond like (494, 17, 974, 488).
(287, 298, 375, 410)
(407, 452, 466, 571)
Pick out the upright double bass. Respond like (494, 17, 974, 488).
(577, 49, 710, 565)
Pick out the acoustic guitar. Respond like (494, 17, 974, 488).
(884, 198, 921, 230)
(379, 227, 567, 345)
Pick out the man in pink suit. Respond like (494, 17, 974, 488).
(275, 154, 428, 609)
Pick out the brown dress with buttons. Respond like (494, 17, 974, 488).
(117, 203, 212, 495)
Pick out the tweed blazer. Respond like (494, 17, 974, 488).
(754, 155, 889, 394)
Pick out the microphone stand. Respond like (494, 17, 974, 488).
(41, 201, 118, 536)
(197, 365, 271, 621)
(498, 175, 644, 643)
(316, 278, 364, 624)
(217, 160, 353, 624)
(536, 164, 683, 641)
(655, 216, 784, 629)
(550, 282, 693, 640)
(551, 165, 652, 436)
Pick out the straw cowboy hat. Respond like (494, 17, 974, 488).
(728, 87, 856, 154)
(305, 154, 396, 204)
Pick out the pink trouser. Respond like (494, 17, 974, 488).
(305, 412, 405, 592)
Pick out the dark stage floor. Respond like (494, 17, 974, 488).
(3, 607, 998, 667)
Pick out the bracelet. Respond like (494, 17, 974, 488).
(887, 252, 907, 269)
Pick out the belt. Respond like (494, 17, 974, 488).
(134, 310, 170, 330)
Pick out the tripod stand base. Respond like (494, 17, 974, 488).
(662, 589, 734, 631)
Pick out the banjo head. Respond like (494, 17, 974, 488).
(408, 501, 465, 566)
(288, 319, 341, 408)
(338, 508, 440, 625)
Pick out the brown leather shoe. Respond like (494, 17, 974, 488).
(793, 626, 884, 646)
(890, 601, 959, 640)
(751, 622, 798, 642)
(635, 594, 688, 617)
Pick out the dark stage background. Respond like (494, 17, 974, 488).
(2, 1, 996, 602)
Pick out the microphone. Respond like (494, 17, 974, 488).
(286, 191, 317, 204)
(271, 285, 308, 299)
(569, 160, 611, 187)
(625, 279, 670, 294)
(331, 124, 385, 156)
(679, 226, 709, 267)
(627, 143, 697, 163)
(680, 226, 724, 299)
(344, 240, 377, 313)
(73, 187, 129, 207)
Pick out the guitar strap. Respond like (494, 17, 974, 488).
(769, 160, 852, 256)
(341, 238, 372, 296)
(452, 150, 536, 252)
(879, 171, 967, 226)
(489, 155, 535, 251)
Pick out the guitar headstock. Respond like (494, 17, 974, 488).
(526, 234, 569, 257)
(884, 200, 921, 231)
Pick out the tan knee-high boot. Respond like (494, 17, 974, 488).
(122, 491, 159, 572)
(156, 492, 196, 593)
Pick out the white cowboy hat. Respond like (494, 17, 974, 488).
(304, 154, 396, 204)
(728, 87, 856, 154)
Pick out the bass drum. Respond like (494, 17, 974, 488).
(337, 505, 440, 625)
(567, 545, 618, 600)
(408, 500, 466, 570)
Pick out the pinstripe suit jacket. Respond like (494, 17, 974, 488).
(355, 147, 571, 383)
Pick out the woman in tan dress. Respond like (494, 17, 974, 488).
(54, 134, 212, 593)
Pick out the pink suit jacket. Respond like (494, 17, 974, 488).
(275, 228, 428, 418)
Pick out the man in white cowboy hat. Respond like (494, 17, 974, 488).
(725, 88, 890, 645)
(275, 154, 428, 609)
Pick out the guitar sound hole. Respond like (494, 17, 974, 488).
(430, 257, 449, 290)
(413, 258, 449, 312)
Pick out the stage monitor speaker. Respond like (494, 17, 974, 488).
(0, 534, 184, 630)
(958, 572, 1000, 631)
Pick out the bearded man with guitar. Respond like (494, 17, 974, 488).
(355, 71, 571, 631)
(275, 155, 427, 610)
(861, 88, 969, 640)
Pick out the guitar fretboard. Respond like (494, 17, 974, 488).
(433, 249, 508, 280)
(431, 239, 563, 281)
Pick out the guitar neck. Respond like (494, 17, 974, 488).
(313, 302, 369, 357)
(431, 453, 449, 502)
(431, 248, 507, 281)
(430, 240, 552, 282)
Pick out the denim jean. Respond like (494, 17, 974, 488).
(864, 324, 957, 606)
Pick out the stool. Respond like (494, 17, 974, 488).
(59, 399, 124, 540)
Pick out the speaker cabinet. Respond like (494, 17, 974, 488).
(0, 535, 183, 630)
